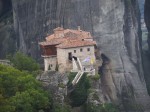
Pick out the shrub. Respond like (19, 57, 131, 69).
(68, 73, 91, 107)
(0, 64, 52, 112)
(86, 103, 119, 112)
(90, 73, 100, 80)
(67, 72, 77, 85)
(58, 83, 66, 88)
(53, 103, 71, 112)
(9, 52, 40, 72)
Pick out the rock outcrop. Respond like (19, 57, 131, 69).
(37, 71, 68, 104)
(12, 0, 150, 111)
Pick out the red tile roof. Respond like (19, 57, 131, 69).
(39, 27, 96, 48)
(39, 38, 65, 46)
(56, 39, 96, 49)
(46, 28, 92, 41)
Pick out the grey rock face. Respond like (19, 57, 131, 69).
(0, 0, 3, 15)
(145, 0, 150, 52)
(143, 0, 150, 103)
(12, 0, 150, 111)
(138, 0, 145, 19)
(37, 71, 68, 103)
(0, 23, 16, 58)
(0, 0, 12, 16)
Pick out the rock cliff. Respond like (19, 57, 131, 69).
(0, 0, 15, 58)
(12, 0, 150, 111)
(143, 0, 150, 100)
(145, 0, 150, 52)
(0, 0, 12, 17)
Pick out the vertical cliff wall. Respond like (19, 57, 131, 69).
(143, 0, 150, 100)
(0, 0, 16, 58)
(12, 0, 150, 111)
(0, 0, 12, 16)
(145, 0, 150, 52)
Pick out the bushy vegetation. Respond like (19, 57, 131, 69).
(67, 72, 77, 85)
(90, 73, 100, 80)
(7, 52, 40, 73)
(0, 53, 71, 112)
(53, 103, 71, 112)
(0, 64, 51, 112)
(86, 103, 119, 112)
(68, 73, 91, 107)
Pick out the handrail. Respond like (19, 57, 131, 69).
(72, 71, 81, 85)
(76, 71, 84, 84)
(77, 58, 83, 71)
(72, 57, 85, 85)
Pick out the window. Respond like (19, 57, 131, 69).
(87, 48, 90, 51)
(51, 64, 53, 67)
(80, 48, 83, 52)
(68, 52, 72, 60)
(74, 50, 76, 53)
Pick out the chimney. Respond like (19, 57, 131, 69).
(54, 27, 64, 38)
(78, 26, 81, 31)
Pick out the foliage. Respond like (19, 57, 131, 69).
(10, 90, 50, 112)
(67, 72, 77, 85)
(0, 64, 51, 112)
(86, 103, 119, 112)
(8, 52, 40, 72)
(90, 73, 100, 80)
(53, 103, 71, 112)
(68, 73, 91, 107)
(58, 83, 66, 88)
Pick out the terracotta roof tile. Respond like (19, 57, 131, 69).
(53, 27, 64, 31)
(56, 40, 96, 49)
(46, 27, 92, 41)
(40, 27, 96, 48)
(39, 38, 65, 46)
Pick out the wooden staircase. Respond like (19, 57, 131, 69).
(67, 57, 84, 94)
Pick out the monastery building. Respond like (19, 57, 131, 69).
(39, 27, 97, 73)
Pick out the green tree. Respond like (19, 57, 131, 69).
(53, 103, 71, 112)
(0, 94, 15, 112)
(0, 64, 52, 112)
(10, 89, 50, 112)
(10, 52, 40, 72)
(86, 103, 119, 112)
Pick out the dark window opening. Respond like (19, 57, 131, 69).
(48, 65, 51, 70)
(87, 48, 90, 51)
(80, 48, 83, 52)
(68, 52, 72, 61)
(74, 50, 76, 53)
(51, 64, 53, 67)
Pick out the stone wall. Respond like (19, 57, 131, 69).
(43, 56, 57, 71)
(57, 46, 95, 72)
